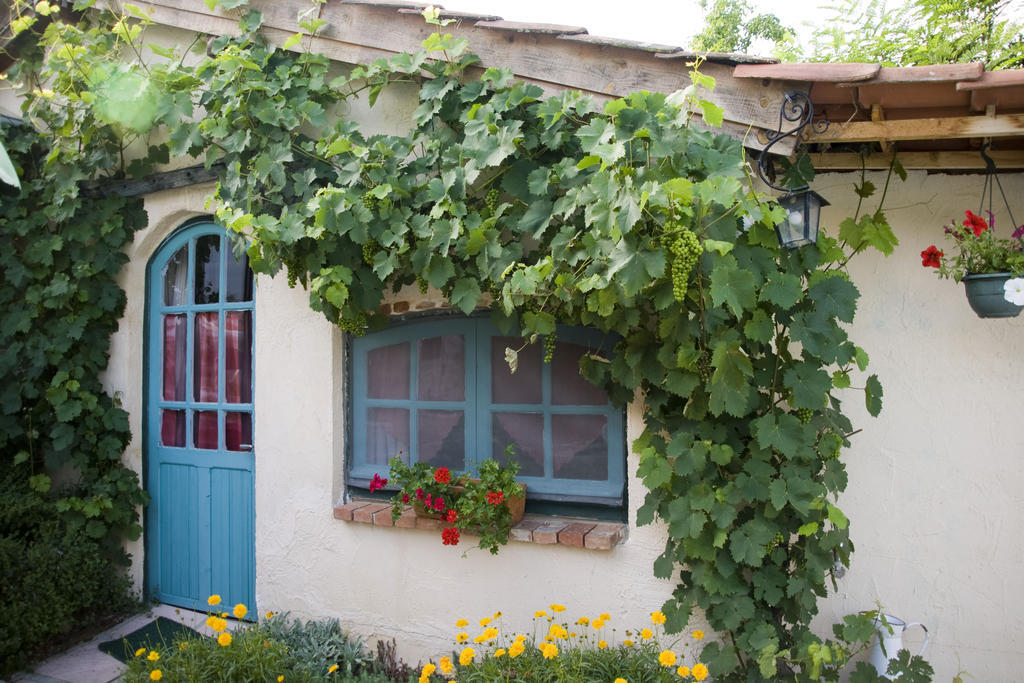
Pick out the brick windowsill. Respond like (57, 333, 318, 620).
(334, 500, 627, 550)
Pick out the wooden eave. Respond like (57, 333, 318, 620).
(734, 62, 1024, 171)
(110, 0, 797, 153)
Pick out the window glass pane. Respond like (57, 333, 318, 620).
(162, 246, 187, 306)
(491, 336, 541, 404)
(366, 407, 409, 466)
(367, 342, 410, 399)
(194, 312, 219, 402)
(225, 311, 252, 404)
(552, 414, 608, 481)
(162, 314, 186, 401)
(492, 412, 544, 477)
(418, 410, 464, 470)
(225, 251, 253, 303)
(225, 412, 253, 452)
(194, 235, 220, 304)
(417, 335, 465, 401)
(194, 410, 218, 449)
(161, 409, 186, 447)
(551, 341, 608, 406)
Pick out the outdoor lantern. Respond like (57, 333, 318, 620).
(775, 189, 829, 249)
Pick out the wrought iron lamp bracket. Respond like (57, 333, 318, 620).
(756, 91, 826, 193)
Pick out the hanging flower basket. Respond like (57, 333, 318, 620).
(963, 273, 1023, 318)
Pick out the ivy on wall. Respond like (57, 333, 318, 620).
(5, 1, 928, 678)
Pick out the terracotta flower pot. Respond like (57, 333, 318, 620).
(413, 482, 526, 526)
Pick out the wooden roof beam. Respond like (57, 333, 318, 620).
(809, 150, 1024, 171)
(806, 113, 1024, 143)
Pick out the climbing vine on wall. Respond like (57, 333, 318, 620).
(5, 1, 916, 678)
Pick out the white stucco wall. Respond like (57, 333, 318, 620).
(105, 167, 1024, 682)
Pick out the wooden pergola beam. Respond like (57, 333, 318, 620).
(806, 113, 1024, 143)
(809, 150, 1024, 171)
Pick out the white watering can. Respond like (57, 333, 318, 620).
(870, 614, 929, 679)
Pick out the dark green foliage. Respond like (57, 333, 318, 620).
(691, 0, 792, 54)
(0, 465, 137, 675)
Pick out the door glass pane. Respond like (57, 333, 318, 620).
(225, 412, 253, 452)
(366, 407, 409, 466)
(367, 342, 410, 399)
(194, 235, 220, 304)
(161, 409, 186, 447)
(491, 336, 541, 404)
(225, 311, 252, 404)
(552, 342, 608, 406)
(194, 312, 219, 402)
(418, 335, 465, 401)
(492, 412, 544, 477)
(418, 410, 464, 470)
(162, 246, 187, 306)
(552, 414, 607, 480)
(194, 410, 218, 450)
(162, 314, 186, 401)
(225, 251, 253, 303)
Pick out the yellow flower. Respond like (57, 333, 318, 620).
(640, 628, 653, 640)
(514, 633, 527, 643)
(178, 642, 188, 651)
(492, 611, 502, 619)
(613, 679, 627, 683)
(548, 623, 568, 640)
(495, 648, 506, 658)
(217, 632, 232, 647)
(278, 677, 285, 682)
(147, 651, 159, 661)
(233, 603, 248, 619)
(623, 639, 634, 647)
(439, 656, 453, 674)
(598, 640, 608, 649)
(576, 616, 590, 625)
(569, 632, 577, 638)
(592, 619, 605, 629)
(134, 647, 146, 657)
(266, 611, 275, 619)
(651, 611, 666, 625)
(420, 663, 436, 678)
(456, 632, 468, 643)
(600, 613, 611, 621)
(692, 630, 705, 640)
(208, 594, 221, 606)
(473, 634, 486, 644)
(550, 604, 566, 613)
(539, 642, 558, 659)
(210, 617, 227, 633)
(509, 641, 525, 658)
(455, 618, 468, 628)
(692, 663, 708, 681)
(484, 627, 498, 641)
(534, 610, 546, 618)
(677, 665, 691, 678)
(150, 671, 162, 681)
(328, 664, 339, 674)
(659, 650, 677, 667)
(458, 647, 475, 666)
(479, 617, 492, 627)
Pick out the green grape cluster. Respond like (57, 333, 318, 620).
(362, 239, 378, 266)
(485, 188, 499, 210)
(766, 532, 786, 552)
(417, 275, 428, 295)
(667, 225, 701, 302)
(697, 350, 713, 383)
(796, 408, 814, 424)
(339, 310, 368, 335)
(361, 193, 377, 212)
(543, 332, 557, 363)
(281, 253, 301, 289)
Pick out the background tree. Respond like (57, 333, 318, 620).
(690, 0, 792, 54)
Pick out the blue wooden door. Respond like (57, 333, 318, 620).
(146, 222, 255, 613)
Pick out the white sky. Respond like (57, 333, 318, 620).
(437, 0, 1024, 57)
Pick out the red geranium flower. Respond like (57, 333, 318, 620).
(963, 210, 988, 237)
(442, 527, 460, 545)
(402, 493, 410, 504)
(486, 491, 505, 506)
(434, 466, 451, 484)
(369, 473, 388, 492)
(920, 245, 943, 268)
(433, 496, 445, 510)
(445, 509, 457, 523)
(415, 488, 424, 500)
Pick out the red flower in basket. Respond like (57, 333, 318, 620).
(486, 491, 505, 506)
(434, 466, 451, 484)
(920, 245, 943, 268)
(963, 210, 989, 237)
(442, 527, 460, 545)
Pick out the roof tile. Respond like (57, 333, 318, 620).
(734, 63, 880, 82)
(474, 19, 587, 35)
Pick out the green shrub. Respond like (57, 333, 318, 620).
(0, 466, 137, 676)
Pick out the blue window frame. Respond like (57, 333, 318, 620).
(350, 317, 624, 505)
